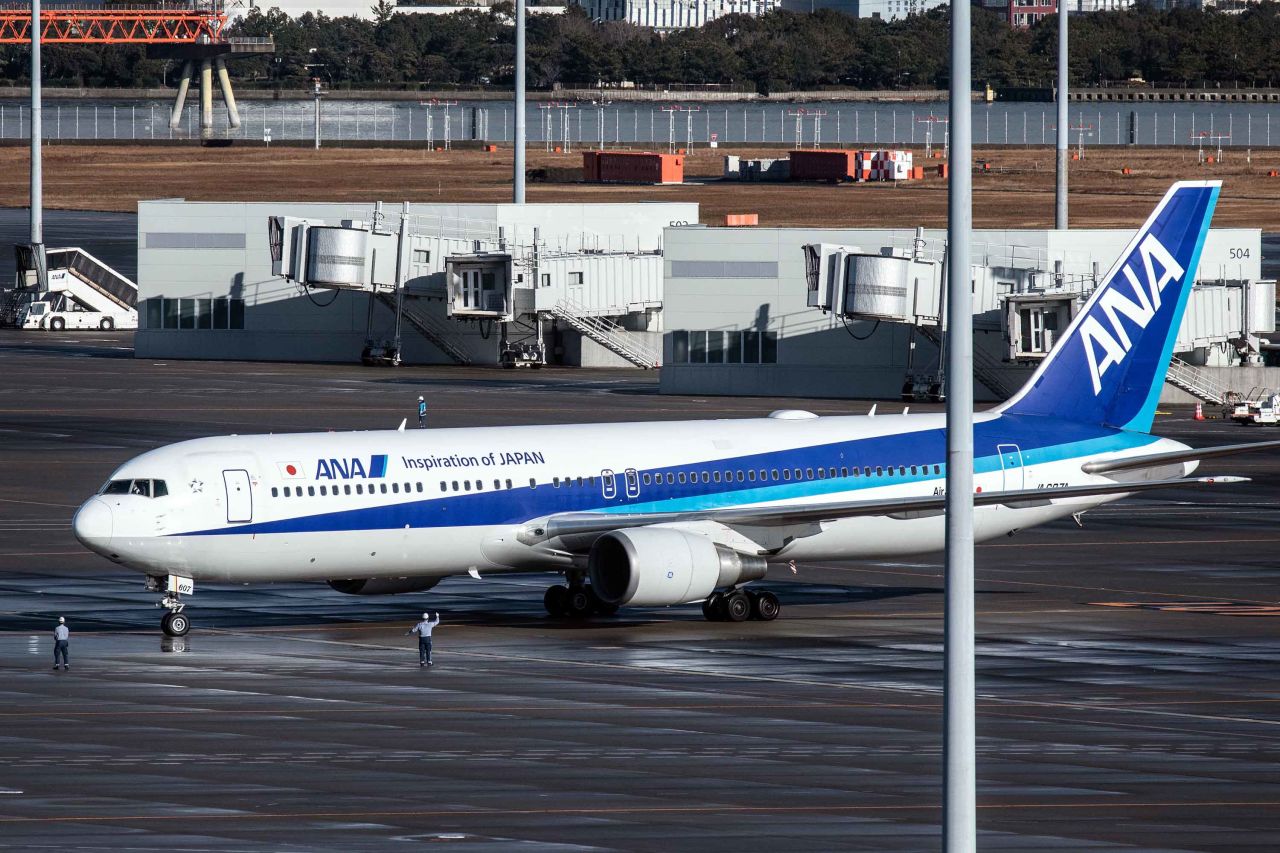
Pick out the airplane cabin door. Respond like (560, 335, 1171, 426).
(996, 444, 1024, 491)
(623, 468, 640, 499)
(222, 469, 253, 523)
(600, 469, 618, 500)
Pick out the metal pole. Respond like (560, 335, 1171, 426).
(945, 0, 975, 849)
(313, 81, 321, 149)
(514, 0, 526, 204)
(1055, 0, 1068, 228)
(30, 0, 45, 289)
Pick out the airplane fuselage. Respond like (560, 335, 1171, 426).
(74, 411, 1191, 585)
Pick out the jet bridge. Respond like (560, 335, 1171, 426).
(267, 206, 664, 369)
(803, 232, 1277, 404)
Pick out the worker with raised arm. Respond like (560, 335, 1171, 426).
(408, 611, 440, 666)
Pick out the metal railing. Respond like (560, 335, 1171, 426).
(1166, 355, 1234, 405)
(550, 297, 659, 369)
(381, 294, 471, 366)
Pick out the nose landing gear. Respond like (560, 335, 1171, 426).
(147, 574, 193, 637)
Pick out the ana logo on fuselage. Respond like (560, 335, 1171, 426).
(316, 455, 388, 480)
(1079, 234, 1185, 396)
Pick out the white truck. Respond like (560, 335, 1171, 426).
(1230, 388, 1280, 426)
(13, 249, 137, 331)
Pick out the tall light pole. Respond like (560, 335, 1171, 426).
(1056, 0, 1068, 229)
(945, 0, 975, 849)
(513, 0, 526, 204)
(29, 0, 45, 290)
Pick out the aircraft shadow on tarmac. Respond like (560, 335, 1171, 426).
(0, 579, 979, 634)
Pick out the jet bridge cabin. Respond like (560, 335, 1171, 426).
(445, 253, 513, 321)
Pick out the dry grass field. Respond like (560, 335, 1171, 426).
(2, 143, 1278, 230)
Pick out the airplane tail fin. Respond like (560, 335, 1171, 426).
(996, 181, 1220, 432)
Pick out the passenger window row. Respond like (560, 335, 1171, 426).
(639, 463, 941, 486)
(264, 463, 945, 501)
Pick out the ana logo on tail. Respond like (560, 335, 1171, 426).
(1080, 233, 1185, 395)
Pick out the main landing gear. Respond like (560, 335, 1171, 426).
(147, 574, 193, 637)
(543, 579, 619, 619)
(702, 589, 780, 623)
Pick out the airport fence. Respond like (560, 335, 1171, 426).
(0, 100, 1276, 149)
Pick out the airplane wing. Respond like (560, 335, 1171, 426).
(1081, 439, 1280, 475)
(522, 475, 1246, 545)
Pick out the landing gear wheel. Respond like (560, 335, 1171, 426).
(544, 584, 569, 617)
(702, 592, 725, 622)
(99, 317, 114, 331)
(751, 591, 781, 621)
(565, 586, 594, 619)
(162, 611, 190, 637)
(724, 591, 752, 623)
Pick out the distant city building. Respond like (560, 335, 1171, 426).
(778, 0, 945, 19)
(980, 0, 1133, 28)
(240, 0, 565, 21)
(574, 0, 777, 29)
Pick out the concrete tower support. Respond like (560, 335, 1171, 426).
(154, 42, 272, 140)
(168, 60, 193, 129)
(199, 58, 214, 139)
(215, 56, 241, 129)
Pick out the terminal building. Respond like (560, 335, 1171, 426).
(132, 196, 1277, 405)
(135, 200, 688, 369)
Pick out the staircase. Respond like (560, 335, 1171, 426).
(47, 248, 136, 310)
(917, 326, 1016, 399)
(549, 297, 660, 369)
(1165, 355, 1233, 405)
(377, 294, 472, 366)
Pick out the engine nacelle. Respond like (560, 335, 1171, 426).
(588, 528, 767, 607)
(327, 577, 442, 596)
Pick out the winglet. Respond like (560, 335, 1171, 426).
(397, 418, 407, 432)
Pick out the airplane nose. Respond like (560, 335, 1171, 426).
(73, 498, 113, 552)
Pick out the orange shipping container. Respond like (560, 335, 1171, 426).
(594, 151, 683, 184)
(937, 163, 949, 178)
(789, 149, 859, 182)
(582, 151, 600, 182)
(724, 213, 759, 226)
(910, 166, 924, 180)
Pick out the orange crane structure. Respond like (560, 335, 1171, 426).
(0, 2, 272, 139)
(0, 6, 226, 44)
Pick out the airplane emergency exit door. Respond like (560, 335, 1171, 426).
(222, 469, 253, 523)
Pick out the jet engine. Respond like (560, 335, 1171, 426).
(327, 577, 442, 596)
(588, 527, 766, 607)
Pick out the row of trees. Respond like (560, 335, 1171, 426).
(0, 4, 1279, 92)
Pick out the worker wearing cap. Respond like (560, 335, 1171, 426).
(407, 611, 440, 667)
(52, 617, 69, 671)
(417, 396, 427, 428)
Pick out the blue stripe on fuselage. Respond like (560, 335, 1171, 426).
(176, 415, 1161, 537)
(176, 415, 1159, 537)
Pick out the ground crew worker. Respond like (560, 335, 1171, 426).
(53, 617, 69, 671)
(417, 396, 427, 428)
(408, 611, 440, 666)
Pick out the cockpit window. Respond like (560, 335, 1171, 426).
(100, 479, 167, 498)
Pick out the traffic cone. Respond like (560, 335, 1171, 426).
(1194, 402, 1204, 421)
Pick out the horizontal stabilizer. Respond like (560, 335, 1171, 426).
(523, 476, 1246, 546)
(1081, 439, 1280, 475)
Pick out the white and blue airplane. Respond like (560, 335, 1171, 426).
(74, 181, 1277, 637)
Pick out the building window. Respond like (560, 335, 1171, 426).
(152, 297, 245, 330)
(413, 249, 431, 264)
(569, 272, 584, 285)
